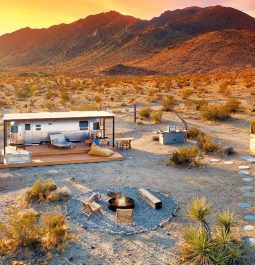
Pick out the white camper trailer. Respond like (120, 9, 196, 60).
(2, 111, 115, 154)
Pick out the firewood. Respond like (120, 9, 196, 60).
(139, 188, 162, 209)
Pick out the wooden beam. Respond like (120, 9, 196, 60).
(3, 121, 7, 156)
(139, 188, 162, 209)
(112, 117, 115, 148)
(103, 118, 106, 138)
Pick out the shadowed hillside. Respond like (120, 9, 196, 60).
(0, 6, 254, 74)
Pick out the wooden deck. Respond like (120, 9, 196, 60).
(0, 142, 124, 169)
(0, 151, 124, 169)
(7, 142, 113, 157)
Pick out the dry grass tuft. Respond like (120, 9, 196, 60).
(169, 146, 204, 166)
(25, 178, 70, 204)
(139, 107, 152, 119)
(0, 206, 73, 255)
(200, 104, 231, 121)
(161, 96, 177, 111)
(151, 110, 163, 124)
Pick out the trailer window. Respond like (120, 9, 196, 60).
(11, 125, 18, 133)
(25, 124, 31, 131)
(79, 121, 88, 131)
(35, 125, 41, 131)
(93, 122, 100, 130)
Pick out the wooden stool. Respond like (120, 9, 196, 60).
(116, 208, 134, 225)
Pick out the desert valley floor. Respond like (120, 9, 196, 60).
(0, 109, 255, 264)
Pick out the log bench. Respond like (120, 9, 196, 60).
(138, 188, 162, 209)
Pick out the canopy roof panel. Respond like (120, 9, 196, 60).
(3, 111, 114, 122)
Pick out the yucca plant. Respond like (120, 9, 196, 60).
(214, 228, 242, 264)
(188, 197, 213, 239)
(216, 211, 238, 234)
(181, 226, 215, 265)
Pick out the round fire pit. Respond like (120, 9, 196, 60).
(108, 197, 135, 211)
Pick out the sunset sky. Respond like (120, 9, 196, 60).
(1, 0, 255, 36)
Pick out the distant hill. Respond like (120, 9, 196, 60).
(0, 6, 254, 75)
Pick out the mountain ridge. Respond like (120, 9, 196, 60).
(0, 6, 255, 74)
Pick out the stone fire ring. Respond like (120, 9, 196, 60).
(65, 187, 177, 235)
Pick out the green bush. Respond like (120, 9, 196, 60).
(180, 197, 242, 265)
(161, 96, 176, 111)
(200, 104, 231, 121)
(169, 146, 204, 166)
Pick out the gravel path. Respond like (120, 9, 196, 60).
(66, 187, 177, 234)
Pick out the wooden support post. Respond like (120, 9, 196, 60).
(3, 121, 7, 156)
(103, 118, 106, 138)
(134, 104, 137, 123)
(138, 188, 162, 209)
(112, 117, 115, 148)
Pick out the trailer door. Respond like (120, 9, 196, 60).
(24, 123, 32, 144)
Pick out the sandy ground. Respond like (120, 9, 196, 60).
(0, 111, 255, 264)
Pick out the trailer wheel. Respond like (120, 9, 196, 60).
(40, 141, 49, 145)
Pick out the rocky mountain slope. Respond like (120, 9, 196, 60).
(0, 6, 254, 74)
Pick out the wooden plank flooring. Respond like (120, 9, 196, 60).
(0, 152, 124, 169)
(25, 142, 113, 157)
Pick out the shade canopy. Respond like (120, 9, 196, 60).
(3, 111, 114, 122)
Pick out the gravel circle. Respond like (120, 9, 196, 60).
(66, 187, 177, 235)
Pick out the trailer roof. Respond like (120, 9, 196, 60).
(2, 111, 114, 121)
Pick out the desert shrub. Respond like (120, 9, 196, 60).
(139, 107, 152, 118)
(0, 99, 8, 109)
(25, 178, 57, 204)
(0, 207, 72, 255)
(73, 102, 100, 111)
(180, 197, 242, 265)
(185, 99, 208, 111)
(197, 135, 220, 153)
(200, 104, 231, 121)
(152, 135, 159, 141)
(169, 146, 204, 166)
(41, 207, 71, 251)
(94, 94, 102, 103)
(16, 85, 32, 99)
(187, 127, 220, 153)
(47, 187, 71, 202)
(25, 178, 70, 204)
(180, 88, 193, 99)
(60, 92, 70, 102)
(161, 96, 176, 111)
(224, 98, 241, 113)
(0, 208, 40, 252)
(187, 127, 205, 140)
(151, 110, 163, 124)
